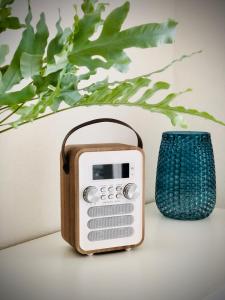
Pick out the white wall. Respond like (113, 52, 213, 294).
(0, 0, 224, 249)
(174, 0, 225, 208)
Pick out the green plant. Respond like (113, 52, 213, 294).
(0, 0, 224, 134)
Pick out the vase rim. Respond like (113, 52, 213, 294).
(163, 131, 210, 135)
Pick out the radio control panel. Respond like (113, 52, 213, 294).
(83, 183, 139, 203)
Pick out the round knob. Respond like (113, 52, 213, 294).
(83, 186, 100, 203)
(123, 183, 139, 200)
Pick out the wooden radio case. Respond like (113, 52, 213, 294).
(60, 118, 145, 255)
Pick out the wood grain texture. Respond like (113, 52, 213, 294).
(60, 143, 145, 255)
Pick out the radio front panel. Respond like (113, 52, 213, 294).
(78, 149, 143, 252)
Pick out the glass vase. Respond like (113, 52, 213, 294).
(155, 131, 216, 220)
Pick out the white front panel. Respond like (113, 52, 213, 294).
(78, 150, 143, 252)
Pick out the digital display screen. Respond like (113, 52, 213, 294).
(93, 163, 129, 180)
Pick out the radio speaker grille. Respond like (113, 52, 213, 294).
(88, 203, 134, 218)
(88, 226, 134, 241)
(87, 215, 134, 229)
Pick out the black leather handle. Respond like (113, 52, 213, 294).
(61, 118, 143, 174)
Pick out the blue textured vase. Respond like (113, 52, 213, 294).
(155, 131, 216, 220)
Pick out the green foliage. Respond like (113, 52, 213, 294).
(0, 84, 36, 105)
(46, 13, 64, 64)
(0, 44, 9, 65)
(0, 0, 24, 33)
(0, 0, 224, 133)
(68, 2, 177, 72)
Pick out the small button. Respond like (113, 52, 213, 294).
(116, 193, 123, 199)
(100, 187, 106, 193)
(101, 195, 107, 200)
(108, 194, 114, 199)
(116, 186, 122, 192)
(108, 186, 114, 193)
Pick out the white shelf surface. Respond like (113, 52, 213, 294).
(1, 203, 225, 300)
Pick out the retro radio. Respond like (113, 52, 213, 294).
(60, 118, 144, 255)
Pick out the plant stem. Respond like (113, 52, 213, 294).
(0, 106, 9, 111)
(0, 107, 10, 115)
(0, 105, 75, 133)
(0, 102, 133, 134)
(0, 103, 24, 125)
(0, 126, 13, 133)
(0, 102, 160, 134)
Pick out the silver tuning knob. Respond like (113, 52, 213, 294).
(83, 186, 100, 203)
(123, 183, 139, 200)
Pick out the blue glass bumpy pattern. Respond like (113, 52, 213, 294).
(155, 131, 216, 220)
